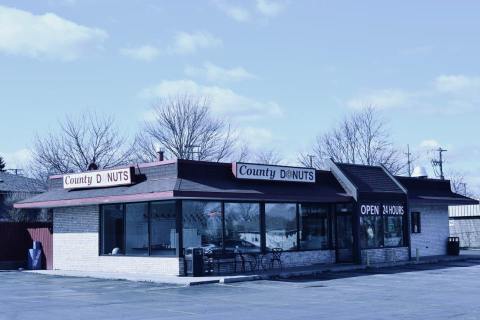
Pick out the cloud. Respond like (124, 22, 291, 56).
(419, 139, 440, 150)
(184, 62, 256, 82)
(434, 74, 480, 93)
(120, 45, 161, 61)
(346, 89, 409, 109)
(1, 148, 32, 169)
(255, 0, 286, 17)
(141, 80, 283, 120)
(347, 74, 480, 114)
(238, 127, 274, 148)
(212, 0, 286, 22)
(212, 1, 251, 22)
(168, 31, 222, 55)
(0, 5, 107, 61)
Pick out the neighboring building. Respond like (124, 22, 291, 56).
(449, 204, 480, 248)
(15, 159, 477, 275)
(0, 172, 45, 221)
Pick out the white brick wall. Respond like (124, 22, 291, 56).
(410, 205, 449, 257)
(450, 219, 480, 248)
(361, 247, 409, 264)
(53, 206, 180, 275)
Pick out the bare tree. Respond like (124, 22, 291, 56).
(447, 170, 478, 198)
(254, 149, 282, 165)
(139, 94, 236, 162)
(300, 107, 404, 173)
(30, 112, 133, 183)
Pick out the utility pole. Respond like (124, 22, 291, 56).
(307, 154, 315, 168)
(431, 147, 447, 180)
(405, 145, 412, 177)
(459, 182, 467, 196)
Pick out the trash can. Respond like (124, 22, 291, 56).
(185, 247, 204, 277)
(447, 237, 460, 256)
(28, 241, 43, 270)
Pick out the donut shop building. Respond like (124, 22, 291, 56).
(15, 159, 478, 276)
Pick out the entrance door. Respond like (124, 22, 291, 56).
(335, 214, 354, 263)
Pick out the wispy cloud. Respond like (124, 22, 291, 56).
(168, 31, 222, 55)
(120, 45, 160, 61)
(434, 74, 480, 93)
(212, 0, 251, 22)
(347, 89, 409, 109)
(140, 79, 283, 120)
(346, 74, 480, 115)
(255, 0, 286, 17)
(184, 62, 256, 82)
(1, 148, 32, 169)
(212, 0, 287, 22)
(0, 5, 107, 61)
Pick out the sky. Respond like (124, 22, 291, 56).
(0, 0, 479, 194)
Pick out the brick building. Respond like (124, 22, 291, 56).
(15, 159, 477, 275)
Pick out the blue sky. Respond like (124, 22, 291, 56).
(0, 0, 479, 194)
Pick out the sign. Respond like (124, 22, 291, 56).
(233, 162, 315, 183)
(63, 167, 133, 190)
(360, 203, 405, 215)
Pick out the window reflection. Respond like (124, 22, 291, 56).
(101, 204, 124, 255)
(125, 203, 149, 256)
(265, 203, 297, 251)
(150, 201, 177, 256)
(224, 203, 261, 252)
(182, 201, 222, 252)
(299, 204, 330, 250)
(360, 215, 383, 248)
(384, 215, 403, 247)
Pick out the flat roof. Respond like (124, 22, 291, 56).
(14, 159, 478, 209)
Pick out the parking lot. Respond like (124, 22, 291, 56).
(2, 259, 480, 320)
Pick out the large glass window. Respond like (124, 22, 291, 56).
(384, 215, 403, 247)
(182, 201, 222, 251)
(150, 201, 177, 256)
(299, 204, 330, 250)
(265, 203, 297, 251)
(101, 204, 124, 255)
(360, 215, 383, 248)
(224, 202, 261, 253)
(125, 203, 149, 256)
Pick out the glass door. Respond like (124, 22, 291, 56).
(335, 214, 354, 263)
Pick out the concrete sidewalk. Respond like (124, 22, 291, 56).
(25, 253, 480, 286)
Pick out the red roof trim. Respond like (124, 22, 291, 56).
(14, 191, 174, 209)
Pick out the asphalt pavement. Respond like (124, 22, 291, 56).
(2, 258, 480, 320)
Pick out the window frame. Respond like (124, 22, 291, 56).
(411, 211, 421, 234)
(223, 201, 262, 253)
(359, 203, 407, 250)
(99, 201, 179, 258)
(264, 202, 299, 252)
(99, 199, 346, 257)
(298, 203, 333, 251)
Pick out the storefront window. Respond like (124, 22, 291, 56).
(125, 203, 149, 256)
(299, 204, 330, 250)
(224, 202, 261, 253)
(150, 201, 177, 256)
(265, 203, 297, 251)
(360, 215, 383, 248)
(182, 201, 223, 251)
(384, 215, 403, 247)
(101, 204, 124, 255)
